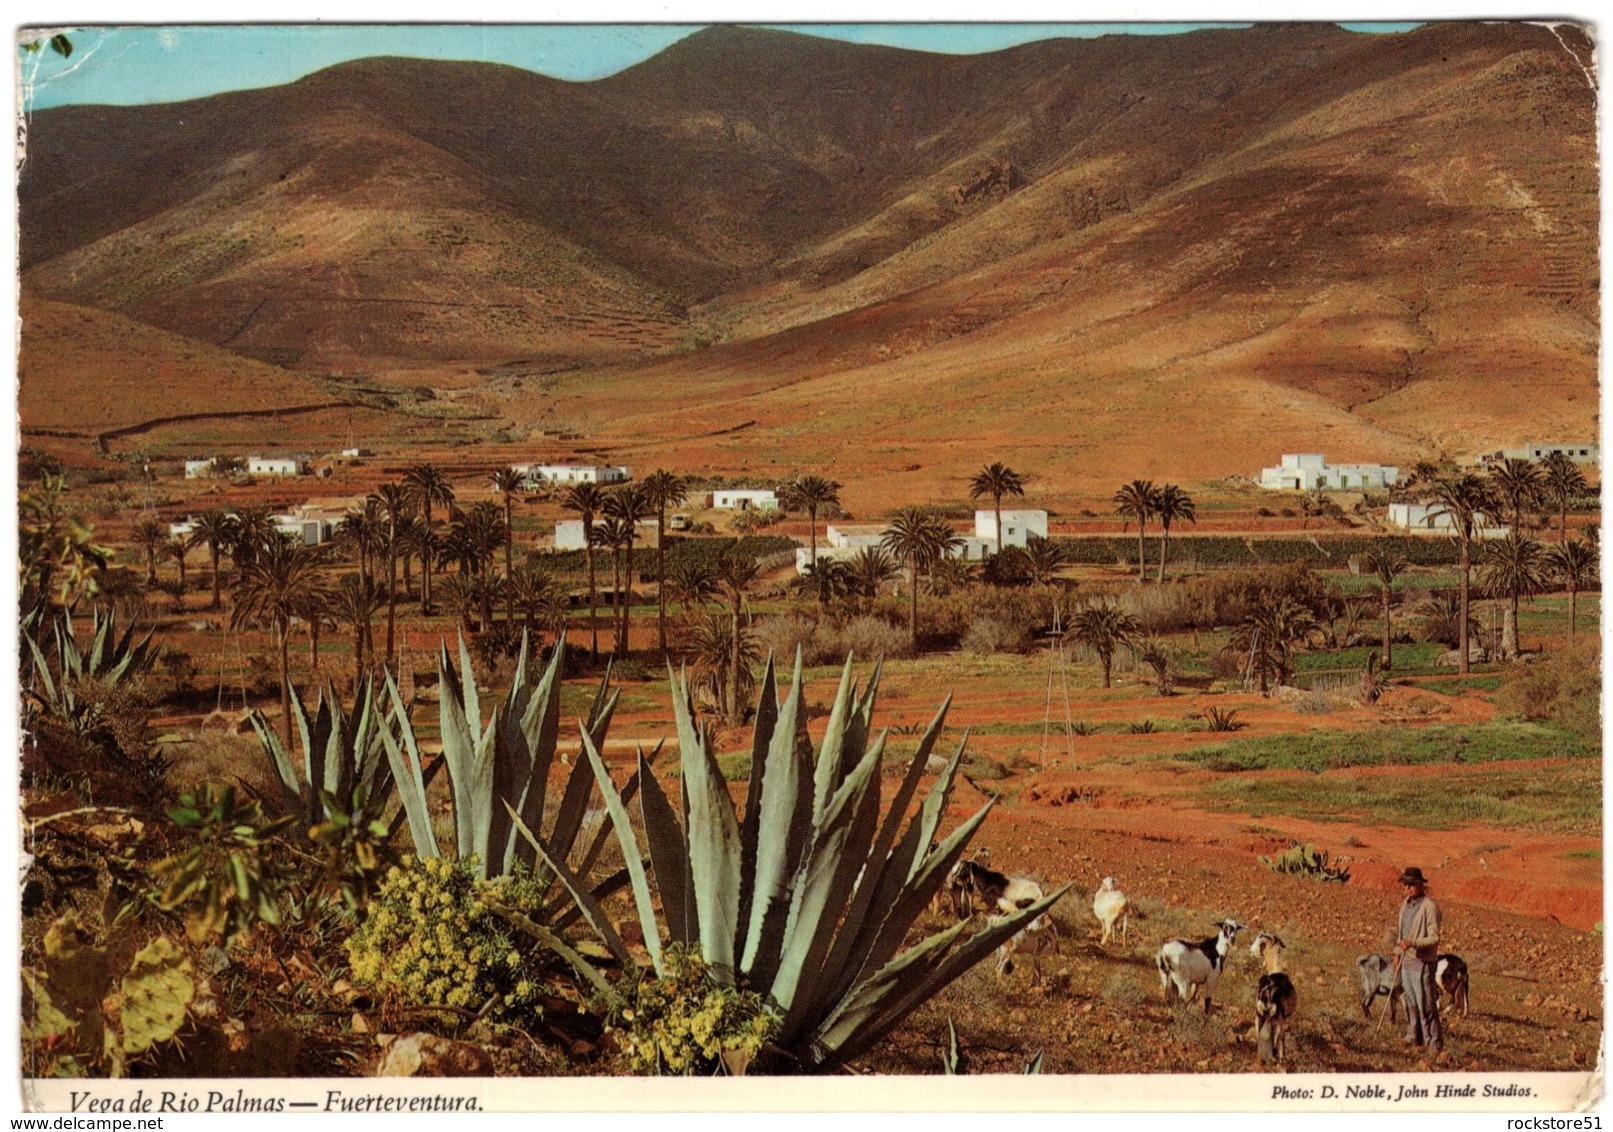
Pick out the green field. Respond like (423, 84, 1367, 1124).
(1178, 721, 1597, 774)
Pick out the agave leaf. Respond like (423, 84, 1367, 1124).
(738, 655, 804, 983)
(507, 793, 639, 972)
(816, 696, 951, 992)
(825, 887, 1068, 1070)
(456, 630, 481, 733)
(836, 789, 991, 999)
(573, 732, 653, 884)
(635, 750, 693, 946)
(379, 675, 439, 858)
(483, 893, 621, 1005)
(504, 639, 565, 874)
(909, 730, 970, 883)
(815, 913, 971, 1056)
(578, 730, 664, 974)
(672, 670, 741, 981)
(734, 654, 780, 950)
(248, 710, 305, 822)
(774, 735, 886, 1038)
(434, 640, 478, 860)
(552, 866, 633, 933)
(810, 656, 858, 825)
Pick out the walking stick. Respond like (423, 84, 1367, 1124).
(1378, 950, 1404, 1033)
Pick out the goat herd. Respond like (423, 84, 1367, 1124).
(945, 854, 1473, 1066)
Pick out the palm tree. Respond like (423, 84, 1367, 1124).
(666, 557, 720, 615)
(439, 572, 481, 635)
(372, 482, 413, 664)
(165, 537, 192, 596)
(229, 506, 280, 570)
(640, 469, 688, 657)
(969, 463, 1026, 561)
(604, 484, 653, 657)
(1023, 537, 1065, 588)
(490, 468, 526, 602)
(881, 508, 964, 650)
(404, 463, 455, 614)
(1487, 457, 1544, 533)
(1357, 549, 1408, 670)
(1479, 532, 1546, 660)
(1113, 480, 1159, 583)
(337, 499, 385, 589)
(507, 563, 564, 646)
(596, 515, 634, 653)
(1428, 473, 1496, 674)
(794, 557, 853, 605)
(713, 552, 761, 722)
(686, 608, 760, 719)
(783, 473, 843, 574)
(1154, 484, 1196, 583)
(1070, 604, 1138, 689)
(1230, 596, 1318, 695)
(847, 546, 899, 608)
(1546, 538, 1597, 644)
(563, 483, 607, 660)
(295, 580, 335, 674)
(330, 574, 383, 687)
(458, 501, 508, 629)
(1540, 452, 1589, 544)
(230, 540, 329, 748)
(132, 516, 167, 588)
(189, 509, 237, 611)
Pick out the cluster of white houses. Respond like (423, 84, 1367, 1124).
(794, 510, 1048, 573)
(1258, 454, 1400, 492)
(511, 464, 632, 488)
(185, 454, 313, 479)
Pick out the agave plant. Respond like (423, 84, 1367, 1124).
(24, 604, 160, 732)
(381, 633, 631, 887)
(249, 675, 427, 833)
(525, 652, 1067, 1073)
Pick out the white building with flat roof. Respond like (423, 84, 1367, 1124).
(1259, 453, 1398, 491)
(184, 458, 218, 479)
(247, 454, 310, 477)
(1498, 442, 1599, 465)
(515, 463, 631, 487)
(973, 509, 1048, 548)
(554, 518, 658, 551)
(714, 489, 779, 511)
(1387, 502, 1509, 539)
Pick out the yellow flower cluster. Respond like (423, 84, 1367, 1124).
(345, 855, 553, 1021)
(608, 945, 779, 1076)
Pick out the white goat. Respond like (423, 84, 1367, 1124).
(1157, 920, 1245, 1013)
(1093, 876, 1130, 947)
(1250, 932, 1298, 1063)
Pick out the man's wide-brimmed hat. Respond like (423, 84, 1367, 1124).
(1399, 867, 1429, 886)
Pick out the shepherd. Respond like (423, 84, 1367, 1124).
(1395, 866, 1444, 1055)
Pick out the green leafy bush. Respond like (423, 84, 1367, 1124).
(1259, 842, 1351, 882)
(346, 855, 556, 1021)
(605, 944, 778, 1075)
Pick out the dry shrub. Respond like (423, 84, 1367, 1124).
(1494, 639, 1600, 741)
(1102, 974, 1150, 1008)
(962, 615, 1032, 656)
(753, 615, 820, 663)
(837, 615, 912, 660)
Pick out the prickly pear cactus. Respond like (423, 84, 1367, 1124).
(118, 937, 195, 1056)
(1259, 842, 1350, 883)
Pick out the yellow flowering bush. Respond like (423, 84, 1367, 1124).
(345, 855, 552, 1021)
(606, 945, 779, 1075)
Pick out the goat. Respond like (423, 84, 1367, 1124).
(1249, 932, 1298, 1063)
(1093, 876, 1130, 948)
(936, 848, 991, 919)
(1156, 920, 1245, 1013)
(993, 912, 1060, 984)
(1435, 953, 1470, 1018)
(952, 857, 1042, 919)
(1357, 953, 1404, 1027)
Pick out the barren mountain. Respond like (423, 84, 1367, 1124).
(17, 22, 1598, 485)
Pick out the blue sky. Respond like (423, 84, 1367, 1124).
(17, 23, 1422, 111)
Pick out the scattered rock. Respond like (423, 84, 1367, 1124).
(375, 1033, 494, 1077)
(351, 1013, 370, 1033)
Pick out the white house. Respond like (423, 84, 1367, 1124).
(973, 509, 1048, 548)
(168, 518, 198, 540)
(554, 518, 658, 551)
(515, 463, 631, 487)
(795, 525, 885, 572)
(714, 489, 779, 511)
(1497, 442, 1599, 465)
(341, 447, 373, 459)
(184, 458, 218, 479)
(271, 513, 332, 546)
(1387, 502, 1509, 539)
(247, 454, 310, 477)
(1259, 453, 1399, 491)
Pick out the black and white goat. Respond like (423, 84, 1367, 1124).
(992, 911, 1060, 984)
(1093, 876, 1130, 948)
(1358, 951, 1468, 1025)
(951, 857, 1043, 919)
(1250, 932, 1298, 1063)
(1157, 919, 1245, 1013)
(1435, 953, 1470, 1018)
